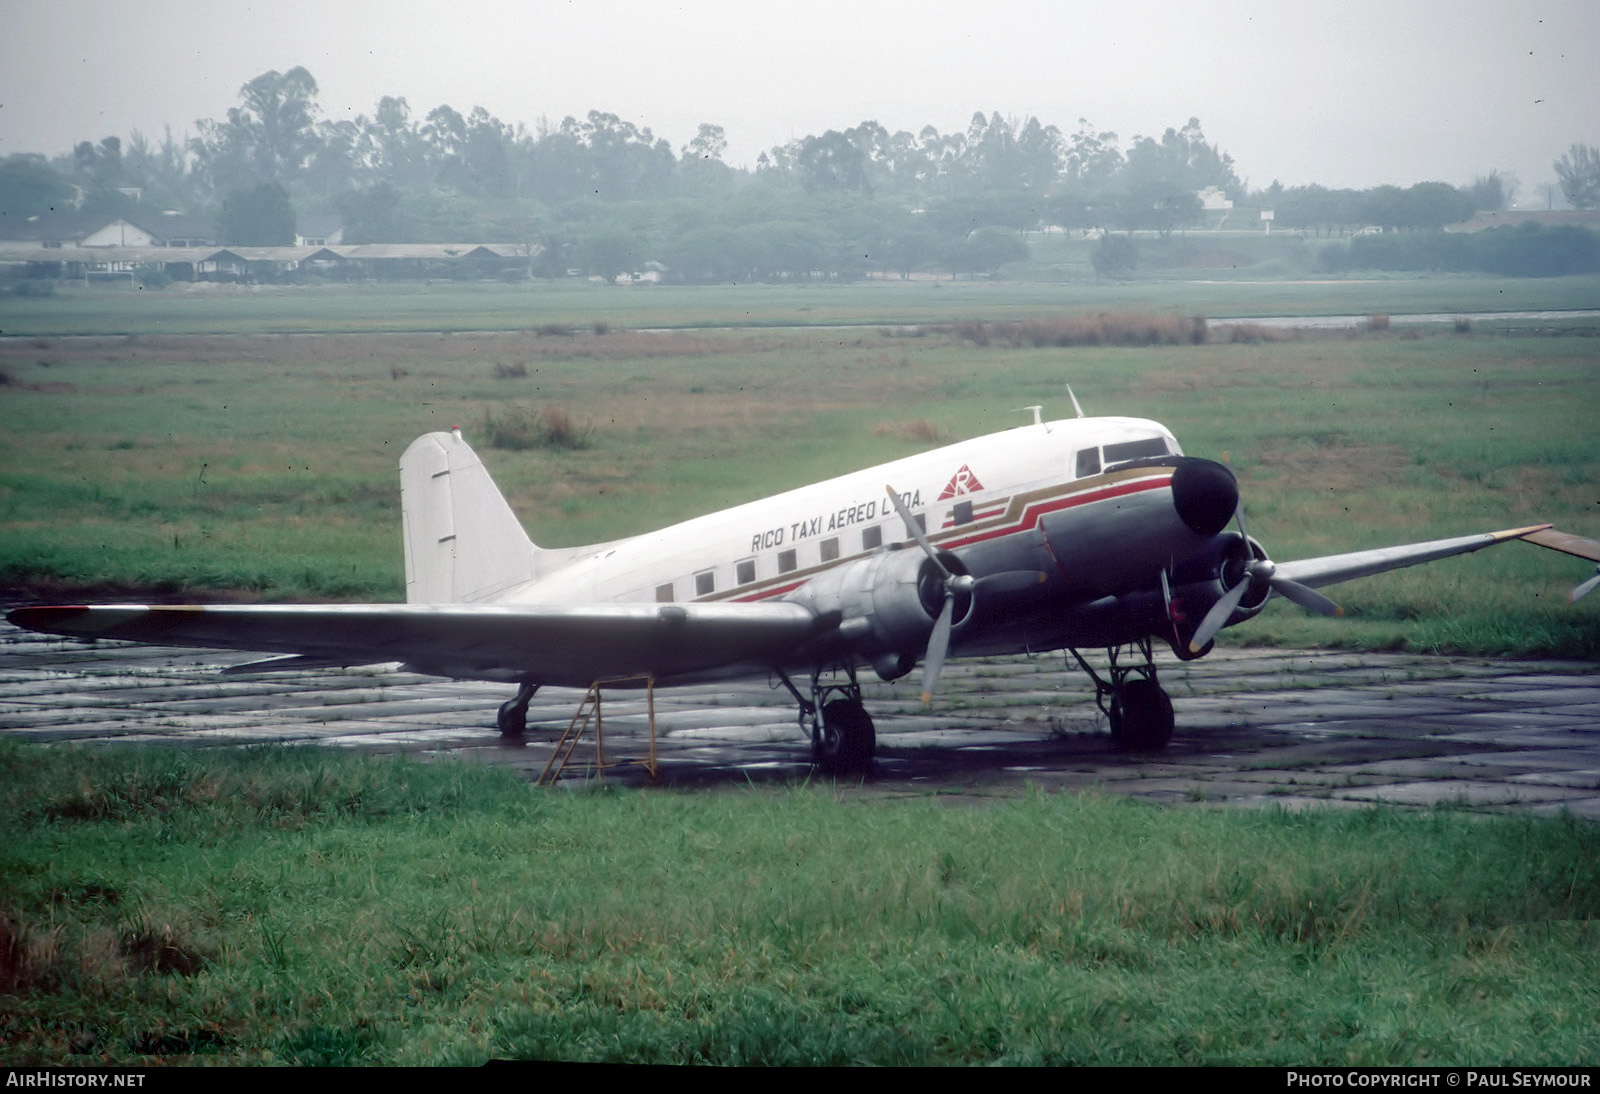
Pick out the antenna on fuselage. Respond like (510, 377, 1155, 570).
(1018, 405, 1043, 427)
(1066, 384, 1086, 419)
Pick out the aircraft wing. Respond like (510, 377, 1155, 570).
(5, 602, 829, 687)
(1273, 524, 1552, 589)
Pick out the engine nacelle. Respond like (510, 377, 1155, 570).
(1036, 531, 1284, 656)
(786, 547, 972, 680)
(1165, 532, 1272, 655)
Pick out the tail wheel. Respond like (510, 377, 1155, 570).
(497, 681, 537, 740)
(1109, 679, 1173, 752)
(496, 698, 526, 739)
(815, 699, 876, 776)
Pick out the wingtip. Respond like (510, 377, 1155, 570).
(1492, 523, 1555, 542)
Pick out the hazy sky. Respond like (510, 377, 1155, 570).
(2, 0, 1596, 199)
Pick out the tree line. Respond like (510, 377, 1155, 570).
(3, 66, 1597, 283)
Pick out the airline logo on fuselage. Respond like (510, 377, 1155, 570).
(937, 464, 985, 500)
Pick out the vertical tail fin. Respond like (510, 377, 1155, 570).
(400, 430, 537, 604)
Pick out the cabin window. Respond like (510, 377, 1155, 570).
(736, 559, 756, 585)
(777, 549, 798, 574)
(861, 525, 883, 550)
(952, 500, 974, 526)
(695, 570, 715, 596)
(820, 537, 840, 562)
(1075, 448, 1101, 478)
(1103, 437, 1171, 465)
(655, 582, 674, 603)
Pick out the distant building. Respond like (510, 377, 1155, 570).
(0, 210, 215, 249)
(294, 213, 345, 247)
(0, 240, 536, 284)
(591, 259, 667, 284)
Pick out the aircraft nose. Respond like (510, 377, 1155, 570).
(1171, 457, 1238, 537)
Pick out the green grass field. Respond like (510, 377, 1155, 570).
(2, 743, 1595, 1066)
(3, 299, 1597, 654)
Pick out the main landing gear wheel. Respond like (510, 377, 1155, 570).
(1109, 678, 1174, 753)
(497, 681, 538, 740)
(1069, 639, 1176, 753)
(776, 666, 878, 777)
(814, 698, 875, 776)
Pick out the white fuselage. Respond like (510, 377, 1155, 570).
(508, 416, 1184, 611)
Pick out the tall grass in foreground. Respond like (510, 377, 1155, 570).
(2, 743, 1595, 1065)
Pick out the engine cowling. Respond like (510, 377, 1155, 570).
(1166, 532, 1272, 655)
(785, 547, 971, 680)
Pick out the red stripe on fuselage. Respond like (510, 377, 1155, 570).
(941, 475, 1171, 551)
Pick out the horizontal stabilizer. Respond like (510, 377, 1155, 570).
(8, 602, 827, 688)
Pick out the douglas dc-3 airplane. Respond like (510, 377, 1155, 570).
(10, 409, 1599, 774)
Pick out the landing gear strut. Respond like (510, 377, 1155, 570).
(497, 680, 538, 739)
(1068, 637, 1174, 752)
(777, 665, 876, 776)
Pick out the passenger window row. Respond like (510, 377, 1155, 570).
(654, 517, 904, 601)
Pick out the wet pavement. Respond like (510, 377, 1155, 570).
(1, 622, 1595, 816)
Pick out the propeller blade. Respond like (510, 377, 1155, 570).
(884, 484, 947, 576)
(1269, 576, 1343, 617)
(1572, 568, 1600, 604)
(1189, 577, 1251, 654)
(920, 593, 956, 702)
(1159, 567, 1178, 642)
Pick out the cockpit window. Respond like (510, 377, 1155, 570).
(1103, 437, 1171, 466)
(1074, 448, 1101, 478)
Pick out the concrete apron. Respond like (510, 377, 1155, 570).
(2, 623, 1596, 817)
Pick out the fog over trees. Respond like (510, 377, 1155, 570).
(1555, 144, 1600, 211)
(0, 67, 1589, 282)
